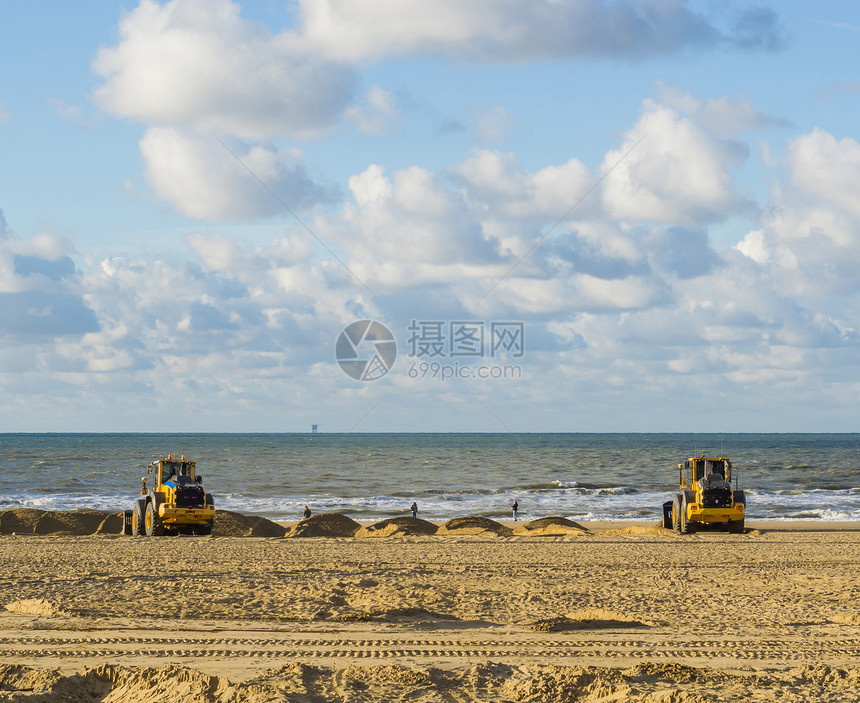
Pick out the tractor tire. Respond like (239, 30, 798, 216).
(662, 501, 673, 529)
(672, 496, 682, 533)
(195, 521, 213, 536)
(145, 502, 164, 536)
(131, 501, 144, 536)
(679, 500, 692, 534)
(728, 519, 745, 534)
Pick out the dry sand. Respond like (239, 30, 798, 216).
(1, 511, 860, 701)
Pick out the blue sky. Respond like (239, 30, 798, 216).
(1, 0, 859, 432)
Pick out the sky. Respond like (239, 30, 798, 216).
(1, 0, 859, 433)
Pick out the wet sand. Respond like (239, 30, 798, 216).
(1, 517, 860, 701)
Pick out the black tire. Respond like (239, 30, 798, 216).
(679, 499, 691, 534)
(195, 521, 213, 536)
(728, 519, 745, 534)
(145, 502, 164, 536)
(132, 501, 144, 536)
(123, 510, 133, 536)
(662, 501, 673, 529)
(672, 496, 682, 533)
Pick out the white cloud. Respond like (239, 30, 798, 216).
(654, 82, 786, 138)
(787, 129, 860, 221)
(93, 0, 355, 140)
(292, 0, 783, 62)
(331, 163, 500, 268)
(90, 1, 784, 224)
(601, 100, 752, 225)
(735, 128, 860, 299)
(139, 127, 335, 220)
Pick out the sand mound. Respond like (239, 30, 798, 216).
(0, 664, 63, 696)
(96, 512, 126, 534)
(830, 613, 860, 625)
(513, 516, 589, 536)
(212, 510, 286, 538)
(33, 509, 111, 536)
(437, 516, 512, 537)
(284, 513, 361, 538)
(0, 508, 47, 534)
(4, 598, 68, 617)
(52, 664, 236, 703)
(531, 608, 650, 632)
(356, 516, 438, 538)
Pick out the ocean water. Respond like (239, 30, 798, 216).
(0, 433, 858, 522)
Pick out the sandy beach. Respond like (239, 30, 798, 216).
(2, 513, 860, 701)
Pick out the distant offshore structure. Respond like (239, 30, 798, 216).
(311, 424, 318, 433)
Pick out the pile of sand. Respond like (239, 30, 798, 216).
(0, 508, 47, 534)
(356, 517, 439, 538)
(96, 513, 126, 534)
(436, 516, 512, 537)
(512, 517, 589, 537)
(33, 509, 112, 536)
(212, 511, 286, 538)
(283, 513, 361, 538)
(4, 598, 68, 617)
(531, 608, 651, 632)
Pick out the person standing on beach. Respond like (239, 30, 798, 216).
(511, 500, 519, 521)
(303, 505, 311, 519)
(410, 502, 418, 519)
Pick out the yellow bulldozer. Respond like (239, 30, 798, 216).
(124, 455, 215, 536)
(662, 455, 745, 533)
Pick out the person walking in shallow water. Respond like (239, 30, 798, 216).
(511, 500, 519, 521)
(410, 502, 418, 519)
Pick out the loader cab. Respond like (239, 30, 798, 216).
(151, 456, 197, 487)
(682, 457, 732, 487)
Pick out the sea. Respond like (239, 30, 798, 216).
(1, 433, 858, 522)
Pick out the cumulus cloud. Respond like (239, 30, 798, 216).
(91, 1, 786, 223)
(292, 0, 783, 62)
(787, 129, 860, 221)
(139, 127, 337, 220)
(0, 233, 99, 339)
(601, 99, 753, 225)
(333, 163, 501, 268)
(654, 82, 788, 138)
(93, 0, 354, 140)
(736, 128, 860, 300)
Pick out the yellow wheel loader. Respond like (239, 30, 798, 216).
(123, 455, 215, 536)
(661, 456, 745, 534)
